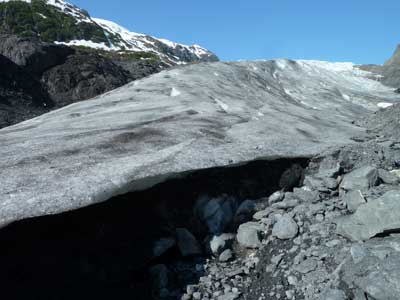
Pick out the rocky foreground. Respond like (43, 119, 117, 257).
(166, 121, 400, 300)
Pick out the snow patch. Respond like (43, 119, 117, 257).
(170, 88, 181, 97)
(377, 102, 394, 109)
(342, 94, 351, 101)
(54, 40, 116, 50)
(214, 99, 229, 112)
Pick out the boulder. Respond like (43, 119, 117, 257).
(279, 164, 304, 191)
(378, 168, 400, 185)
(272, 215, 298, 239)
(175, 228, 202, 257)
(343, 190, 366, 212)
(253, 207, 275, 220)
(340, 166, 379, 193)
(303, 176, 331, 192)
(237, 222, 264, 248)
(233, 200, 256, 225)
(292, 187, 320, 203)
(153, 237, 176, 257)
(149, 264, 171, 298)
(337, 190, 400, 241)
(209, 233, 235, 255)
(195, 196, 237, 235)
(342, 236, 400, 300)
(320, 289, 346, 300)
(219, 249, 234, 262)
(268, 191, 285, 204)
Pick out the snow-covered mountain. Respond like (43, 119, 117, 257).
(0, 0, 218, 64)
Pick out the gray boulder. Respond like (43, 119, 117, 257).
(340, 166, 379, 193)
(209, 233, 235, 255)
(268, 191, 285, 204)
(378, 169, 400, 185)
(195, 196, 237, 235)
(342, 236, 400, 300)
(253, 207, 275, 220)
(279, 164, 304, 191)
(152, 237, 176, 257)
(149, 264, 171, 298)
(292, 187, 320, 203)
(219, 249, 234, 262)
(234, 200, 256, 225)
(237, 222, 264, 248)
(343, 190, 366, 212)
(337, 190, 400, 241)
(321, 289, 346, 300)
(272, 215, 298, 239)
(175, 228, 202, 257)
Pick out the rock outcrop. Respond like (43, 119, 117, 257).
(0, 54, 52, 128)
(0, 34, 166, 127)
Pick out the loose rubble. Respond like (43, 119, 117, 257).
(144, 116, 400, 300)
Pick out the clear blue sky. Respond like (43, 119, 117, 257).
(71, 0, 399, 64)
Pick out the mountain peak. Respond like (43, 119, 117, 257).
(0, 0, 218, 64)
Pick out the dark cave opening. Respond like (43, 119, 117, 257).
(0, 157, 309, 300)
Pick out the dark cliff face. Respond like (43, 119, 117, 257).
(0, 34, 74, 74)
(41, 52, 131, 108)
(0, 35, 169, 128)
(0, 54, 53, 128)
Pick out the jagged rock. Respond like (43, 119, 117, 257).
(0, 34, 74, 74)
(149, 264, 171, 298)
(293, 258, 318, 274)
(378, 168, 400, 185)
(279, 164, 304, 191)
(272, 199, 300, 209)
(342, 236, 400, 300)
(0, 54, 53, 128)
(292, 187, 320, 203)
(321, 289, 346, 300)
(253, 207, 275, 220)
(303, 175, 331, 192)
(195, 196, 237, 235)
(153, 237, 176, 257)
(337, 190, 400, 241)
(268, 191, 285, 204)
(175, 228, 202, 257)
(237, 222, 264, 248)
(42, 52, 131, 107)
(272, 215, 298, 239)
(209, 234, 235, 255)
(343, 190, 366, 212)
(340, 166, 379, 193)
(234, 200, 256, 225)
(219, 249, 234, 262)
(217, 292, 239, 300)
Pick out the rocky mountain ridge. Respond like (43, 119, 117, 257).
(0, 0, 218, 65)
(359, 44, 400, 88)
